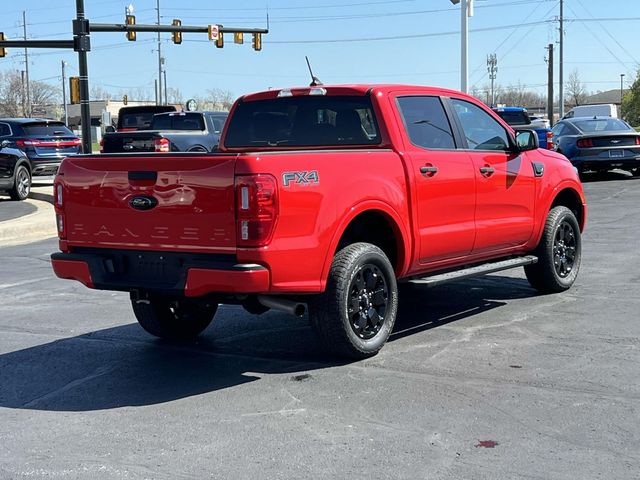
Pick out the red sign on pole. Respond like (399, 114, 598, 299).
(208, 25, 219, 41)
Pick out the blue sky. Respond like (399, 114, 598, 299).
(1, 0, 638, 101)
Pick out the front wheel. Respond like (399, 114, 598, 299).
(131, 294, 217, 340)
(525, 206, 582, 293)
(631, 168, 640, 177)
(309, 243, 398, 359)
(9, 165, 31, 201)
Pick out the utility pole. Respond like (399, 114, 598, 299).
(163, 69, 168, 105)
(547, 44, 554, 124)
(20, 70, 26, 116)
(461, 0, 468, 93)
(620, 73, 625, 103)
(22, 11, 31, 117)
(558, 0, 564, 118)
(61, 61, 68, 126)
(155, 79, 159, 105)
(487, 53, 497, 107)
(156, 0, 163, 105)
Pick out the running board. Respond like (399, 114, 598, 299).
(407, 255, 538, 288)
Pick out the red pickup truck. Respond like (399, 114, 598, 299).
(51, 85, 586, 358)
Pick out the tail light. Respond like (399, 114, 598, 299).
(635, 137, 640, 145)
(16, 138, 81, 148)
(577, 138, 594, 148)
(235, 174, 278, 247)
(546, 131, 554, 150)
(154, 137, 170, 152)
(54, 181, 66, 239)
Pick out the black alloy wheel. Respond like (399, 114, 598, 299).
(348, 264, 389, 340)
(553, 220, 577, 278)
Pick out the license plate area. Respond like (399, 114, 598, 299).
(609, 149, 624, 158)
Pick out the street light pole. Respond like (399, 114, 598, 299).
(559, 0, 564, 118)
(450, 0, 471, 93)
(620, 73, 625, 103)
(461, 0, 468, 93)
(61, 61, 68, 126)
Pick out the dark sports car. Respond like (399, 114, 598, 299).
(551, 117, 640, 175)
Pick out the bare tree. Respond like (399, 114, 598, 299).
(90, 85, 112, 101)
(566, 69, 587, 107)
(167, 87, 183, 105)
(0, 70, 59, 117)
(205, 88, 235, 111)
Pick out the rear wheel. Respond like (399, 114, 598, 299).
(131, 294, 217, 340)
(309, 242, 398, 359)
(9, 165, 31, 201)
(632, 168, 640, 177)
(525, 206, 581, 293)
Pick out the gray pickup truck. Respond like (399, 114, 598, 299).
(101, 111, 228, 153)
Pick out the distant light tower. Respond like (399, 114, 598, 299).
(450, 0, 474, 93)
(620, 73, 625, 103)
(487, 53, 497, 106)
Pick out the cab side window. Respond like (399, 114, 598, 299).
(396, 96, 456, 150)
(451, 98, 511, 151)
(0, 123, 11, 137)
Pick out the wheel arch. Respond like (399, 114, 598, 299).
(321, 201, 411, 288)
(549, 186, 585, 231)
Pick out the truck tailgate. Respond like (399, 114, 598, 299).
(59, 154, 237, 253)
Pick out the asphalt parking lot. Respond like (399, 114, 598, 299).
(0, 172, 639, 479)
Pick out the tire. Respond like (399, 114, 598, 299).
(632, 168, 640, 177)
(9, 165, 31, 201)
(309, 242, 398, 359)
(131, 295, 217, 340)
(525, 206, 581, 293)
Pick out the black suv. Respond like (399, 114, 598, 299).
(0, 142, 31, 200)
(0, 118, 81, 177)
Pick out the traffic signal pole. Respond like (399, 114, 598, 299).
(0, 3, 268, 154)
(75, 0, 92, 154)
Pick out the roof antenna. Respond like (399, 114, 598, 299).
(305, 56, 323, 87)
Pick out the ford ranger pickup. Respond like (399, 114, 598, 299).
(51, 85, 587, 358)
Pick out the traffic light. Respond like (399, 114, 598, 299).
(69, 77, 80, 104)
(172, 19, 182, 44)
(125, 14, 136, 41)
(0, 32, 6, 58)
(252, 33, 262, 51)
(216, 32, 224, 48)
(122, 94, 128, 105)
(234, 32, 243, 44)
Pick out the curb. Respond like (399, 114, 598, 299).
(30, 185, 55, 205)
(0, 197, 57, 247)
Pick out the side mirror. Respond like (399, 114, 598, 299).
(104, 125, 115, 133)
(515, 129, 538, 152)
(0, 140, 9, 149)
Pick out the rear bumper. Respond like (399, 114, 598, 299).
(571, 154, 640, 171)
(51, 250, 270, 297)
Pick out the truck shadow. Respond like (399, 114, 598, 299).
(579, 170, 638, 183)
(0, 275, 535, 412)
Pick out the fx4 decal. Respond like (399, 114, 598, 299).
(282, 170, 320, 187)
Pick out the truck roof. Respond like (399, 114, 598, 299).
(240, 84, 475, 102)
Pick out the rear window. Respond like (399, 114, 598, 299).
(22, 123, 74, 136)
(494, 110, 531, 126)
(224, 95, 380, 148)
(152, 113, 205, 131)
(572, 118, 631, 133)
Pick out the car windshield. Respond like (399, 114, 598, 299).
(152, 113, 205, 131)
(572, 118, 630, 132)
(224, 95, 381, 148)
(22, 123, 74, 136)
(495, 110, 530, 126)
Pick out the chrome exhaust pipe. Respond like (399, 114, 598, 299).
(257, 295, 306, 317)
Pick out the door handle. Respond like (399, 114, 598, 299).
(479, 166, 495, 177)
(420, 165, 438, 177)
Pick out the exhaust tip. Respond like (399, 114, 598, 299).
(293, 304, 306, 317)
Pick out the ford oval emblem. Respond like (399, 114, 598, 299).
(129, 195, 158, 211)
